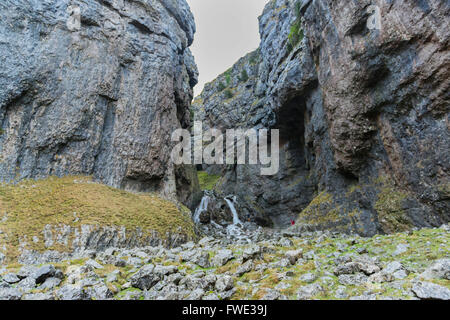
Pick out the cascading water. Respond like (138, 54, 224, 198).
(193, 194, 210, 223)
(224, 196, 242, 225)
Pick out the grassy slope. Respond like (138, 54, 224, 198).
(0, 176, 195, 260)
(197, 171, 221, 191)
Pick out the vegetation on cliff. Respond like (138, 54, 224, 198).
(287, 1, 304, 52)
(197, 171, 221, 191)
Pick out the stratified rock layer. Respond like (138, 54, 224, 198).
(0, 0, 200, 206)
(192, 0, 449, 235)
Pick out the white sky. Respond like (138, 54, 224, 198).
(186, 0, 268, 96)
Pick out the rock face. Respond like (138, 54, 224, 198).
(192, 0, 450, 235)
(0, 0, 199, 206)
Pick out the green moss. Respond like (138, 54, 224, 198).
(217, 82, 226, 92)
(437, 183, 450, 197)
(224, 69, 232, 86)
(239, 69, 249, 82)
(0, 176, 196, 261)
(298, 191, 338, 224)
(287, 1, 304, 52)
(224, 88, 234, 99)
(197, 171, 221, 191)
(374, 176, 411, 233)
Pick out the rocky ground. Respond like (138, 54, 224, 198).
(0, 223, 449, 300)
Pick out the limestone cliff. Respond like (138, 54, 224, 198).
(192, 0, 450, 235)
(0, 0, 200, 206)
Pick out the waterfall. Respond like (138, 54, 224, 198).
(224, 197, 242, 225)
(193, 195, 210, 223)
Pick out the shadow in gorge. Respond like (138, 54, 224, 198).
(250, 94, 317, 228)
(276, 95, 307, 171)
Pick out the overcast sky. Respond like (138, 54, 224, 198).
(186, 0, 268, 96)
